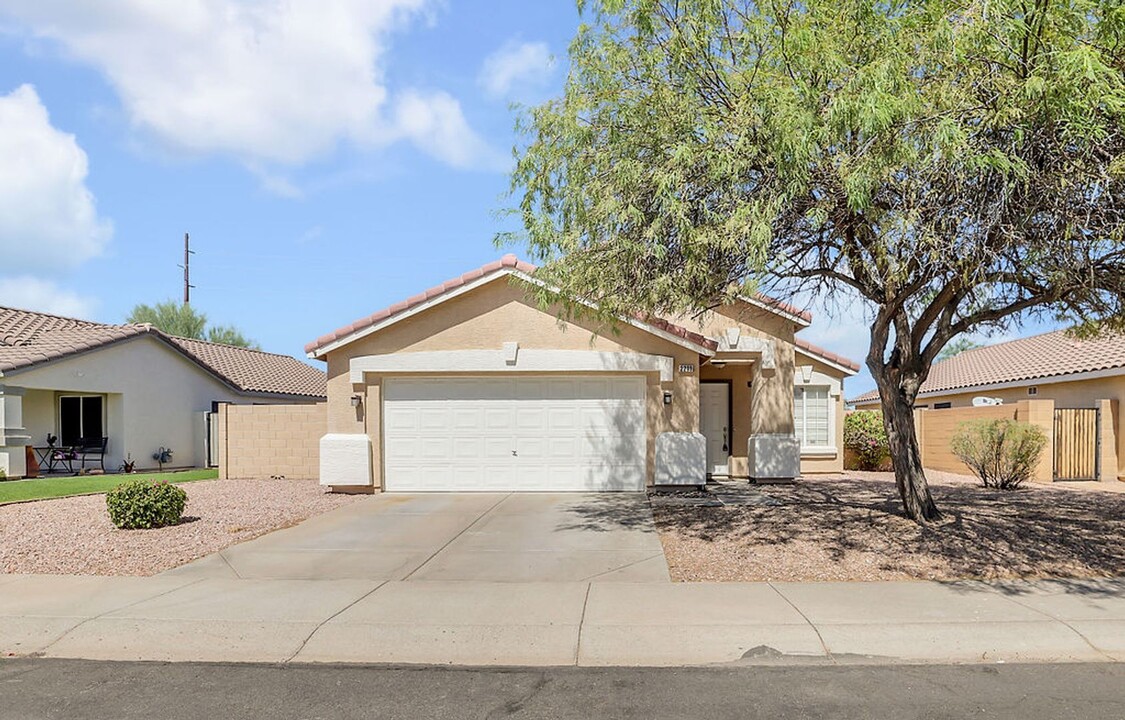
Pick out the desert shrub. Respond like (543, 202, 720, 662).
(106, 479, 187, 529)
(844, 411, 889, 470)
(950, 419, 1048, 490)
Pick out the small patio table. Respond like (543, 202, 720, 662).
(32, 446, 77, 475)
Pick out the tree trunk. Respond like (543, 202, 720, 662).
(878, 385, 942, 523)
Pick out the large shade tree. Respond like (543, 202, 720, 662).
(508, 0, 1125, 521)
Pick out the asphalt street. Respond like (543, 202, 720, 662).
(1, 659, 1122, 720)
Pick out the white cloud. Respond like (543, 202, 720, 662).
(0, 276, 96, 318)
(392, 90, 507, 169)
(0, 0, 497, 172)
(0, 84, 112, 267)
(478, 40, 554, 99)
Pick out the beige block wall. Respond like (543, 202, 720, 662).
(914, 400, 1055, 482)
(859, 374, 1125, 480)
(218, 402, 325, 480)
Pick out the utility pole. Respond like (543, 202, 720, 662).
(180, 232, 195, 304)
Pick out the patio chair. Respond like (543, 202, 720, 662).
(76, 437, 109, 472)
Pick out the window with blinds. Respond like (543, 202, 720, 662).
(793, 386, 830, 447)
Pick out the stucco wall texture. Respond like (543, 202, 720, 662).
(318, 275, 848, 487)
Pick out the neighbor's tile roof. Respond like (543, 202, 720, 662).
(304, 254, 823, 356)
(167, 336, 327, 398)
(0, 306, 325, 398)
(850, 329, 1125, 404)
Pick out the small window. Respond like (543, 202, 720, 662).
(1028, 386, 1038, 396)
(914, 404, 929, 410)
(934, 402, 952, 409)
(793, 386, 831, 447)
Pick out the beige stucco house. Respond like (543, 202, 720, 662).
(306, 255, 858, 492)
(0, 307, 326, 478)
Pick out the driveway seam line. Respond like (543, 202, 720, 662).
(991, 592, 1117, 661)
(283, 580, 388, 663)
(767, 582, 835, 664)
(217, 550, 243, 580)
(577, 553, 668, 583)
(574, 582, 592, 666)
(401, 494, 512, 581)
(38, 577, 207, 655)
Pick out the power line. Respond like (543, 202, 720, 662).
(178, 232, 196, 304)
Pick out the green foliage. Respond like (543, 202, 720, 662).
(937, 337, 984, 361)
(950, 419, 1049, 490)
(206, 325, 259, 349)
(0, 468, 6, 480)
(843, 411, 889, 471)
(508, 0, 1125, 521)
(127, 300, 258, 348)
(105, 479, 188, 529)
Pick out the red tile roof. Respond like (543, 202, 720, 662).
(850, 329, 1125, 404)
(0, 306, 325, 398)
(748, 294, 813, 324)
(304, 255, 827, 356)
(795, 337, 861, 373)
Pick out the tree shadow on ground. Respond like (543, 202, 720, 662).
(639, 476, 1125, 584)
(555, 493, 664, 533)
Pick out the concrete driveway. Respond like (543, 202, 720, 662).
(166, 492, 670, 582)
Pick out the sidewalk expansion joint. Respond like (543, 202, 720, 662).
(994, 592, 1118, 662)
(38, 577, 207, 655)
(284, 580, 388, 663)
(767, 581, 835, 664)
(400, 493, 512, 581)
(574, 583, 592, 666)
(578, 553, 666, 583)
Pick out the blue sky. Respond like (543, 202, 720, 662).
(0, 1, 1059, 398)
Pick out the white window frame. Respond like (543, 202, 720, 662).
(793, 384, 836, 456)
(792, 364, 837, 454)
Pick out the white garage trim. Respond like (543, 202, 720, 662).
(350, 349, 675, 383)
(382, 376, 647, 492)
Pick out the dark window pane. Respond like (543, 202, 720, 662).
(82, 397, 103, 442)
(60, 397, 81, 446)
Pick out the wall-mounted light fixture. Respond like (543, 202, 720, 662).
(350, 394, 363, 408)
(711, 360, 727, 369)
(663, 390, 673, 406)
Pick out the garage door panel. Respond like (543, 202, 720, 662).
(384, 376, 646, 492)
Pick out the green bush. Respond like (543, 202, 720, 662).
(950, 419, 1048, 490)
(844, 411, 889, 471)
(106, 479, 187, 529)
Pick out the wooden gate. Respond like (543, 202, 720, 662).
(1053, 408, 1100, 481)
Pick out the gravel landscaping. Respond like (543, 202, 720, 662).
(653, 472, 1125, 582)
(0, 478, 359, 576)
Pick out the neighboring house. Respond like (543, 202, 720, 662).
(0, 307, 326, 478)
(305, 255, 858, 492)
(851, 329, 1125, 482)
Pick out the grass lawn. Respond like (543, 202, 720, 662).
(0, 469, 219, 505)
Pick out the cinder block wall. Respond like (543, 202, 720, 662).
(914, 400, 1055, 482)
(218, 403, 325, 480)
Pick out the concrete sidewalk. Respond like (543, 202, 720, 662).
(1, 574, 1122, 666)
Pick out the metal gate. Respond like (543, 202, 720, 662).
(1053, 408, 1100, 481)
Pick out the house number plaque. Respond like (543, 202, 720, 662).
(678, 363, 695, 374)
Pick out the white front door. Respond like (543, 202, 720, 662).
(699, 382, 730, 476)
(382, 376, 647, 492)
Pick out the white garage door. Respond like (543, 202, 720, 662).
(383, 376, 647, 491)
